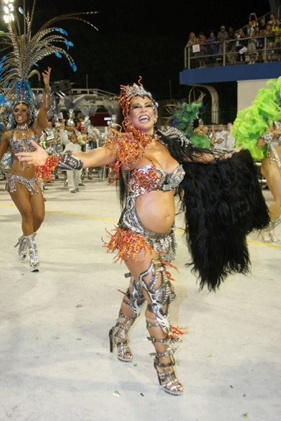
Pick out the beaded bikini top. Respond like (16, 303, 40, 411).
(122, 163, 185, 197)
(9, 130, 38, 155)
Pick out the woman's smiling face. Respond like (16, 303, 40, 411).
(128, 96, 156, 135)
(13, 103, 30, 125)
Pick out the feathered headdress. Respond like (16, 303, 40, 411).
(119, 77, 158, 132)
(62, 93, 86, 126)
(165, 89, 210, 148)
(233, 77, 281, 160)
(166, 88, 206, 137)
(0, 0, 98, 109)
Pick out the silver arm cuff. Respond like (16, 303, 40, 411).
(262, 131, 273, 143)
(57, 151, 83, 170)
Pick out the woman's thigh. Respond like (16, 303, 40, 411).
(262, 159, 281, 200)
(30, 184, 45, 221)
(10, 183, 33, 217)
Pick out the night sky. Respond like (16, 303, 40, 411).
(0, 0, 271, 97)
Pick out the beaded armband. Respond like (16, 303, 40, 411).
(35, 155, 61, 181)
(57, 151, 83, 170)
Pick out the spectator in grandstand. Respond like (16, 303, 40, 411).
(264, 24, 275, 61)
(246, 21, 257, 64)
(258, 16, 266, 32)
(272, 20, 281, 59)
(235, 28, 247, 62)
(186, 31, 198, 47)
(227, 26, 236, 64)
(267, 12, 277, 25)
(249, 12, 258, 28)
(186, 32, 199, 68)
(205, 30, 218, 65)
(217, 25, 229, 55)
(254, 26, 264, 62)
(198, 31, 207, 67)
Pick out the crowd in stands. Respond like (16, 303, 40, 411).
(193, 120, 236, 150)
(185, 11, 281, 67)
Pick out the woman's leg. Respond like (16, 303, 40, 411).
(30, 184, 45, 232)
(10, 184, 35, 235)
(260, 158, 281, 241)
(261, 159, 281, 220)
(109, 272, 145, 362)
(123, 250, 183, 395)
(10, 184, 42, 270)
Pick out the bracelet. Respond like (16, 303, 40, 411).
(262, 131, 273, 143)
(44, 87, 51, 93)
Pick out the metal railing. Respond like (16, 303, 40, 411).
(184, 35, 281, 69)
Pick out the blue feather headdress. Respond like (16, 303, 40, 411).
(0, 0, 98, 123)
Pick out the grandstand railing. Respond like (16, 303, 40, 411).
(184, 35, 281, 69)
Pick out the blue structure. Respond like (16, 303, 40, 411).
(180, 62, 281, 85)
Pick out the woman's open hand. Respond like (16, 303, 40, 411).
(16, 141, 49, 167)
(42, 67, 52, 88)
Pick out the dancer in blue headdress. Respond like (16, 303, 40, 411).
(0, 1, 97, 271)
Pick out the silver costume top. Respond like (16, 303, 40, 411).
(9, 131, 37, 154)
(122, 164, 185, 197)
(118, 163, 185, 262)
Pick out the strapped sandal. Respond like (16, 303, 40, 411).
(147, 321, 183, 396)
(109, 275, 145, 363)
(109, 311, 136, 362)
(154, 354, 183, 396)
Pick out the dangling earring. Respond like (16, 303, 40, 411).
(27, 112, 33, 126)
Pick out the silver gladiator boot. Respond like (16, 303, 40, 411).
(25, 233, 39, 272)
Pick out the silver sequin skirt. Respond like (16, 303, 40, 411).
(6, 174, 39, 195)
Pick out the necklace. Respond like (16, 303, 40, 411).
(16, 124, 29, 130)
(15, 124, 30, 170)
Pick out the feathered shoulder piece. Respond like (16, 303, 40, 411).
(166, 101, 202, 137)
(233, 77, 281, 160)
(104, 126, 158, 183)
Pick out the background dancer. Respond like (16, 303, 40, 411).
(0, 68, 51, 271)
(233, 77, 281, 242)
(0, 1, 98, 270)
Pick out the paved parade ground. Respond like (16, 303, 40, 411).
(0, 176, 280, 421)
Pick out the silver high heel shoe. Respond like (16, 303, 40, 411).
(258, 217, 281, 243)
(14, 235, 28, 261)
(258, 229, 273, 243)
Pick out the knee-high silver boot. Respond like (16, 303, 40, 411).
(14, 235, 28, 262)
(25, 233, 39, 272)
(139, 258, 183, 396)
(109, 274, 145, 362)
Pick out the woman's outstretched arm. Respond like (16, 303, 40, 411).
(16, 141, 117, 169)
(32, 68, 52, 134)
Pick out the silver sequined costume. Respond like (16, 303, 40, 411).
(119, 164, 185, 262)
(5, 130, 39, 194)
